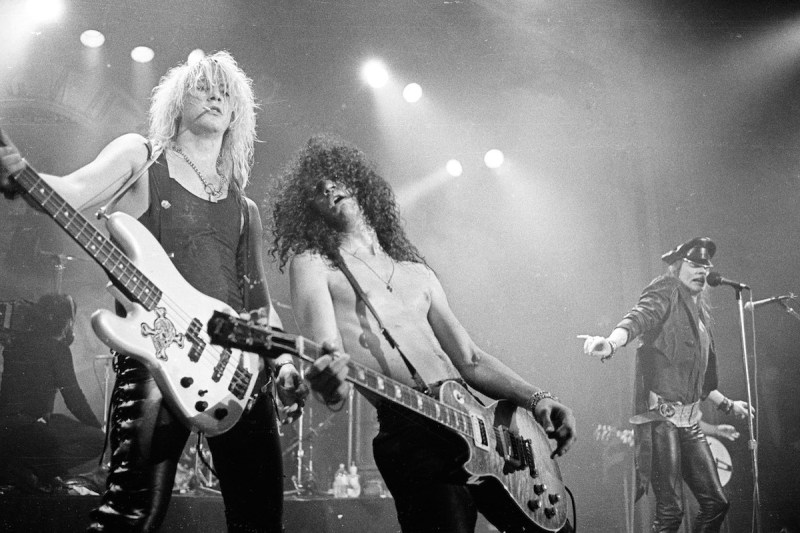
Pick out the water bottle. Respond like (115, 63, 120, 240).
(332, 463, 347, 498)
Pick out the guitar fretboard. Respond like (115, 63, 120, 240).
(16, 168, 162, 310)
(228, 321, 477, 439)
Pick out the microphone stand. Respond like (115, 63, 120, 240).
(732, 287, 761, 533)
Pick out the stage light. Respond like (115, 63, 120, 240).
(80, 30, 105, 48)
(362, 60, 389, 88)
(446, 159, 463, 177)
(131, 46, 155, 63)
(26, 0, 64, 24)
(484, 149, 504, 169)
(188, 49, 205, 65)
(403, 83, 422, 103)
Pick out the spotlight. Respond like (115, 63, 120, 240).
(362, 60, 389, 89)
(446, 159, 463, 177)
(484, 149, 504, 169)
(80, 30, 105, 48)
(188, 49, 205, 65)
(26, 0, 64, 24)
(131, 46, 155, 63)
(403, 83, 422, 103)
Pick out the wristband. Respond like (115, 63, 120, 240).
(527, 390, 558, 413)
(601, 339, 618, 363)
(716, 397, 734, 414)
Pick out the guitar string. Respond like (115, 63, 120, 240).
(278, 329, 471, 436)
(19, 167, 251, 386)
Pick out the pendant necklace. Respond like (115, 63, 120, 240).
(344, 248, 396, 292)
(172, 146, 228, 200)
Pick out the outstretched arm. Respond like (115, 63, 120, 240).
(426, 270, 576, 457)
(579, 276, 678, 361)
(1, 130, 151, 215)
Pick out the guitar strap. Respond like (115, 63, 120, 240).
(333, 251, 431, 395)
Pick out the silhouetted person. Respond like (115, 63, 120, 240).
(0, 293, 103, 492)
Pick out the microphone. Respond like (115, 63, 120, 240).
(706, 271, 750, 290)
(744, 294, 792, 311)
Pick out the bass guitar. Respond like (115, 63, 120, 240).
(6, 156, 260, 437)
(208, 312, 572, 533)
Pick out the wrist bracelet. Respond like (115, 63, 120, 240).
(717, 397, 734, 414)
(527, 390, 558, 412)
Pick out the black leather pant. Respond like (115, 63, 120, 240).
(373, 404, 479, 533)
(87, 355, 283, 532)
(650, 422, 729, 533)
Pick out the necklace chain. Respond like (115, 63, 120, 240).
(344, 248, 396, 292)
(172, 146, 228, 199)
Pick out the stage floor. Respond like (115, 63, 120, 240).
(0, 492, 398, 532)
(0, 492, 500, 532)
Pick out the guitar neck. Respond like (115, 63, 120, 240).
(294, 334, 476, 438)
(13, 167, 161, 310)
(212, 315, 477, 440)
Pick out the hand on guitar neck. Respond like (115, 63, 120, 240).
(0, 129, 29, 200)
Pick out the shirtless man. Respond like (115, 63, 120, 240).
(270, 134, 577, 533)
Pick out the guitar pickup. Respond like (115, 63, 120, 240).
(523, 438, 538, 478)
(469, 414, 490, 451)
(502, 428, 524, 470)
(212, 349, 232, 382)
(186, 318, 205, 363)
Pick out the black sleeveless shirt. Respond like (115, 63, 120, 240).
(137, 152, 244, 310)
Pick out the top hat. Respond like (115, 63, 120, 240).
(660, 237, 716, 267)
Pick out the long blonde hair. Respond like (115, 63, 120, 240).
(148, 51, 258, 190)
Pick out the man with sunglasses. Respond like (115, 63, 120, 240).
(580, 237, 752, 533)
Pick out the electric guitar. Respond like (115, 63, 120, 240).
(208, 312, 572, 533)
(6, 157, 260, 437)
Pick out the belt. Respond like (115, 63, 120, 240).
(629, 392, 701, 428)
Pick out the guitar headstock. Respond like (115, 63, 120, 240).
(207, 311, 301, 359)
(207, 311, 271, 355)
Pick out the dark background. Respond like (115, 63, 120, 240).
(1, 0, 799, 530)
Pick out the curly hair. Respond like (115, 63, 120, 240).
(270, 134, 426, 271)
(148, 50, 257, 193)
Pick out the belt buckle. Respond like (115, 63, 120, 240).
(658, 402, 675, 418)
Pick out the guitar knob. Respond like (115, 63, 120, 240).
(195, 401, 208, 412)
(549, 493, 561, 504)
(534, 484, 547, 495)
(526, 499, 541, 511)
(544, 507, 556, 519)
(214, 408, 228, 420)
(180, 377, 193, 388)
